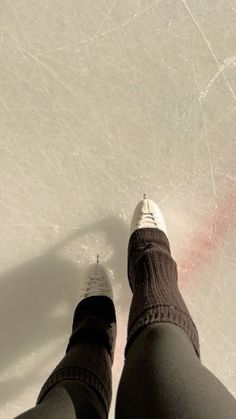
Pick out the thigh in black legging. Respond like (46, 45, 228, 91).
(115, 323, 236, 419)
(15, 381, 106, 419)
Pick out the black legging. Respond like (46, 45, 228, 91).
(15, 230, 236, 419)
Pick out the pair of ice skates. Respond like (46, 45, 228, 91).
(81, 195, 167, 303)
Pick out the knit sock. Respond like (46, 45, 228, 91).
(125, 228, 200, 359)
(37, 296, 117, 416)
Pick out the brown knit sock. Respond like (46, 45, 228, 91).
(37, 296, 117, 416)
(125, 228, 200, 359)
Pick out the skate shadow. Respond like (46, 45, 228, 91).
(0, 215, 131, 405)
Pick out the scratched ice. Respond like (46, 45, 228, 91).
(0, 1, 236, 418)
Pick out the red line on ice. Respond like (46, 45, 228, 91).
(178, 181, 236, 284)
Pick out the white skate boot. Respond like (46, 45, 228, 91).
(80, 255, 114, 302)
(130, 194, 168, 237)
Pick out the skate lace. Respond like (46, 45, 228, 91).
(137, 212, 158, 227)
(82, 276, 110, 297)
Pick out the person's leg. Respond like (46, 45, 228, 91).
(15, 296, 116, 419)
(15, 381, 104, 419)
(115, 228, 236, 419)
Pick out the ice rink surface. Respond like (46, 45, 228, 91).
(0, 0, 236, 417)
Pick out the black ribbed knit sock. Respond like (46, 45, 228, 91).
(125, 228, 200, 359)
(37, 296, 117, 416)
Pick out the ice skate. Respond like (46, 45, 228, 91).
(80, 255, 114, 302)
(130, 194, 168, 237)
